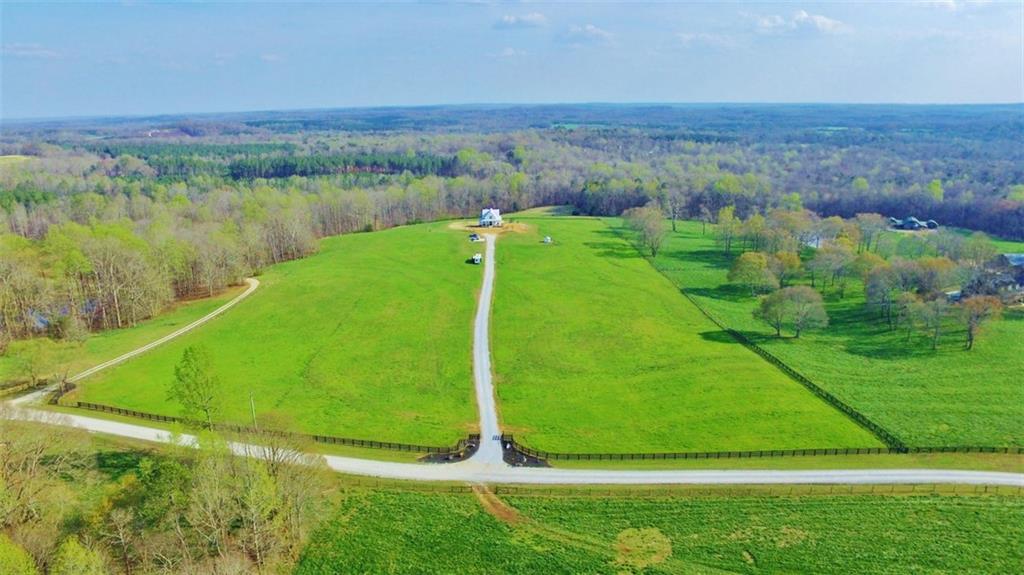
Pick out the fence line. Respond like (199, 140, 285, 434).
(500, 434, 1021, 462)
(0, 381, 44, 398)
(67, 399, 479, 455)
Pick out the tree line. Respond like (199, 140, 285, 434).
(706, 206, 1010, 349)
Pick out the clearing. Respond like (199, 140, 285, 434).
(492, 215, 880, 453)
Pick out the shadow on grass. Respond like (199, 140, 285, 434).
(95, 450, 146, 480)
(698, 330, 780, 346)
(582, 240, 641, 260)
(686, 285, 753, 303)
(654, 247, 735, 273)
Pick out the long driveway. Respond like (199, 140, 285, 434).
(4, 241, 1023, 487)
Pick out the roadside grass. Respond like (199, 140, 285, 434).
(550, 451, 1023, 473)
(73, 222, 481, 446)
(650, 220, 1024, 447)
(297, 489, 1024, 574)
(492, 216, 880, 453)
(0, 285, 245, 385)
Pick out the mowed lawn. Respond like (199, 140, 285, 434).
(653, 221, 1024, 447)
(298, 491, 1023, 574)
(75, 222, 481, 445)
(491, 216, 879, 453)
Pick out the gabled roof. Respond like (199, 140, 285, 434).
(1003, 254, 1024, 267)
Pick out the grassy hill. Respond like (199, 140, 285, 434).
(73, 222, 481, 445)
(297, 490, 1023, 574)
(650, 220, 1024, 447)
(492, 216, 880, 453)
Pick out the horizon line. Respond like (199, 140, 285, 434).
(3, 100, 1023, 125)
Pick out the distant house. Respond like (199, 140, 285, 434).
(961, 253, 1024, 303)
(479, 208, 503, 227)
(889, 216, 938, 230)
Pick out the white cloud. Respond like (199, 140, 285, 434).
(563, 24, 613, 45)
(495, 12, 547, 29)
(677, 32, 738, 49)
(260, 53, 285, 63)
(1, 43, 61, 59)
(792, 10, 844, 33)
(753, 10, 847, 35)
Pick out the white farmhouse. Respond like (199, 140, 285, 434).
(479, 208, 503, 227)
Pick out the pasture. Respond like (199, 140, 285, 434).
(73, 222, 481, 445)
(297, 490, 1023, 574)
(492, 216, 879, 453)
(650, 221, 1024, 447)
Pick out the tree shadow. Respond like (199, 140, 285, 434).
(667, 248, 735, 271)
(698, 330, 780, 346)
(95, 449, 146, 480)
(686, 285, 752, 303)
(582, 240, 641, 260)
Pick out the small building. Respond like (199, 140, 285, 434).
(961, 253, 1024, 303)
(479, 208, 503, 228)
(472, 253, 482, 265)
(889, 216, 938, 230)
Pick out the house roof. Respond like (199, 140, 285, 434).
(1003, 254, 1024, 267)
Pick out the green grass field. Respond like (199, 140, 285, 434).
(650, 221, 1024, 447)
(73, 222, 482, 445)
(0, 154, 31, 167)
(297, 490, 1024, 574)
(492, 216, 879, 453)
(0, 286, 245, 385)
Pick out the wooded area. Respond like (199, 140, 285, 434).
(1, 104, 1021, 363)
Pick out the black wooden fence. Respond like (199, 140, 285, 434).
(500, 434, 1022, 462)
(70, 400, 478, 455)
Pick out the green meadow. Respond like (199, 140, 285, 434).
(492, 216, 879, 453)
(0, 286, 244, 385)
(73, 222, 481, 445)
(297, 490, 1023, 574)
(650, 220, 1024, 447)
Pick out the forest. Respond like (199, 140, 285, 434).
(0, 104, 1021, 359)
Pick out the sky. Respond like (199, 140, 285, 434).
(1, 1, 1022, 120)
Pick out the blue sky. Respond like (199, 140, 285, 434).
(1, 1, 1021, 119)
